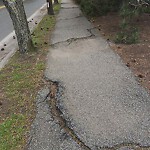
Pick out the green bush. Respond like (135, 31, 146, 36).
(115, 1, 139, 44)
(115, 27, 139, 44)
(93, 0, 123, 15)
(142, 6, 150, 13)
(74, 0, 149, 16)
(80, 0, 96, 16)
(74, 0, 81, 4)
(78, 0, 123, 16)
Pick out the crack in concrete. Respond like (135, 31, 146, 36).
(51, 34, 95, 47)
(44, 79, 150, 150)
(36, 91, 50, 105)
(26, 135, 33, 150)
(50, 26, 99, 47)
(87, 27, 98, 37)
(48, 81, 91, 150)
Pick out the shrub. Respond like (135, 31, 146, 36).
(74, 0, 81, 4)
(79, 0, 123, 16)
(142, 6, 150, 13)
(115, 1, 140, 44)
(115, 27, 139, 44)
(93, 0, 123, 15)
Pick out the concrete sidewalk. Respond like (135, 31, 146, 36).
(28, 0, 150, 149)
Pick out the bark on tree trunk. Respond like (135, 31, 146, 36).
(54, 0, 59, 4)
(3, 0, 34, 53)
(47, 0, 54, 15)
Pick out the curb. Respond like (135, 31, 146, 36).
(0, 3, 47, 70)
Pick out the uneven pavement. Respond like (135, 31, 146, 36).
(28, 0, 150, 150)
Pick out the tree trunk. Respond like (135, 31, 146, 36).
(54, 0, 59, 4)
(47, 0, 54, 15)
(3, 0, 34, 53)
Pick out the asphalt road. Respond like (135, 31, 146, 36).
(0, 0, 46, 41)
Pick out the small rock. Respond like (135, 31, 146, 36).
(31, 33, 35, 36)
(126, 63, 130, 67)
(117, 46, 121, 49)
(131, 59, 136, 63)
(91, 20, 95, 23)
(138, 74, 144, 78)
(1, 48, 4, 51)
(102, 33, 105, 36)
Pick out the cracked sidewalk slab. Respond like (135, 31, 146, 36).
(46, 37, 150, 149)
(51, 6, 93, 44)
(28, 0, 150, 149)
(27, 88, 83, 150)
(45, 0, 150, 149)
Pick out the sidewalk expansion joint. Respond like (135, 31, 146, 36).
(47, 80, 91, 150)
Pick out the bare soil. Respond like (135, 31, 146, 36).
(91, 13, 150, 93)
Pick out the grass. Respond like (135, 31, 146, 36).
(0, 114, 25, 150)
(0, 3, 60, 150)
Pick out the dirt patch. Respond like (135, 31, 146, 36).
(92, 13, 150, 92)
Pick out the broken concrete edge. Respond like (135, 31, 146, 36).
(25, 86, 50, 149)
(0, 3, 47, 71)
(25, 76, 90, 150)
(26, 75, 150, 150)
(58, 82, 150, 149)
